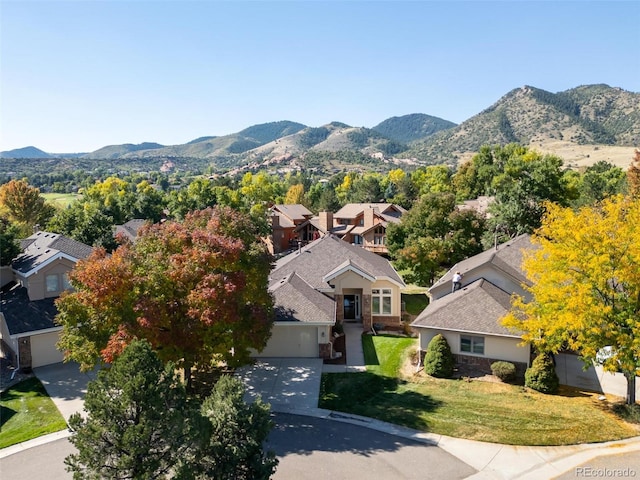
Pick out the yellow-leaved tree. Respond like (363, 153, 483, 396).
(502, 195, 640, 404)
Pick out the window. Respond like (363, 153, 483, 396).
(460, 335, 484, 355)
(62, 273, 73, 291)
(373, 225, 386, 245)
(372, 288, 392, 315)
(353, 235, 363, 245)
(46, 274, 59, 293)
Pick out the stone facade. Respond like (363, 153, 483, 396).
(318, 342, 332, 359)
(453, 353, 527, 379)
(335, 294, 344, 323)
(18, 337, 32, 371)
(361, 294, 371, 330)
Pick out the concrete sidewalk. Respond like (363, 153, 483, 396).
(322, 321, 367, 373)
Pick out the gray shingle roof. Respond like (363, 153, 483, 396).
(114, 219, 148, 242)
(270, 234, 404, 290)
(269, 273, 335, 323)
(0, 282, 59, 335)
(12, 231, 94, 275)
(412, 279, 522, 337)
(430, 234, 533, 292)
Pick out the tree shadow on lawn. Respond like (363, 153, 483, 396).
(0, 405, 17, 427)
(320, 372, 442, 433)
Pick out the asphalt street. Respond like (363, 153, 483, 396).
(1, 413, 476, 480)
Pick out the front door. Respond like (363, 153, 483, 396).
(343, 295, 360, 320)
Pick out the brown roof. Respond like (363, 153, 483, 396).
(333, 203, 405, 220)
(412, 279, 522, 337)
(272, 204, 313, 222)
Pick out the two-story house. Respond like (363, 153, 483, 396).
(266, 204, 314, 254)
(256, 234, 405, 359)
(0, 231, 94, 370)
(292, 203, 405, 256)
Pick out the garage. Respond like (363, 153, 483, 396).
(30, 330, 64, 368)
(254, 324, 319, 358)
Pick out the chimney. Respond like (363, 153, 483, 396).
(319, 211, 333, 232)
(270, 213, 280, 228)
(364, 207, 375, 229)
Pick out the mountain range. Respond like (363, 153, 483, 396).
(2, 84, 638, 171)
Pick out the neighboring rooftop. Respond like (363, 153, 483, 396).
(333, 203, 405, 219)
(114, 219, 148, 242)
(430, 234, 534, 292)
(12, 231, 94, 275)
(272, 204, 313, 222)
(413, 278, 521, 337)
(0, 282, 59, 335)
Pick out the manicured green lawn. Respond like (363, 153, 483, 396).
(401, 293, 428, 316)
(320, 335, 639, 446)
(42, 192, 81, 208)
(0, 377, 68, 448)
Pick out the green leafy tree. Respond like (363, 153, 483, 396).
(502, 196, 640, 404)
(388, 193, 486, 286)
(65, 340, 199, 479)
(0, 179, 55, 229)
(197, 376, 278, 480)
(574, 161, 626, 207)
(56, 207, 274, 385)
(0, 217, 22, 266)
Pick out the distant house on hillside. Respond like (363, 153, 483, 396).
(0, 231, 94, 370)
(114, 219, 148, 243)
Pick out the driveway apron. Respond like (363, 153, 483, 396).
(34, 362, 97, 422)
(236, 358, 323, 411)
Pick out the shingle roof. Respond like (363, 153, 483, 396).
(114, 219, 148, 242)
(0, 282, 59, 335)
(12, 231, 94, 275)
(272, 204, 313, 222)
(412, 279, 522, 337)
(270, 234, 404, 290)
(269, 273, 335, 323)
(430, 234, 533, 292)
(333, 203, 405, 219)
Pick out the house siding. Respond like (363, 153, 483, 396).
(23, 257, 76, 301)
(417, 329, 530, 366)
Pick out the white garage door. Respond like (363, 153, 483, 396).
(254, 325, 318, 358)
(30, 331, 64, 368)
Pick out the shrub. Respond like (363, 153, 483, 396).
(423, 334, 454, 378)
(491, 361, 516, 382)
(525, 353, 559, 394)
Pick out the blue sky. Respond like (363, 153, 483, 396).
(1, 0, 638, 153)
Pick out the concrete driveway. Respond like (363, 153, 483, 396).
(235, 358, 323, 412)
(34, 362, 98, 422)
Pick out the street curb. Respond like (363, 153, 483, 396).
(0, 429, 72, 459)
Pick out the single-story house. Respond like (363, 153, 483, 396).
(0, 231, 94, 370)
(257, 234, 406, 359)
(412, 234, 534, 375)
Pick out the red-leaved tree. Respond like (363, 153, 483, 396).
(56, 207, 274, 383)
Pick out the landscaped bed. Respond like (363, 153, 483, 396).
(319, 335, 640, 446)
(0, 377, 68, 448)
